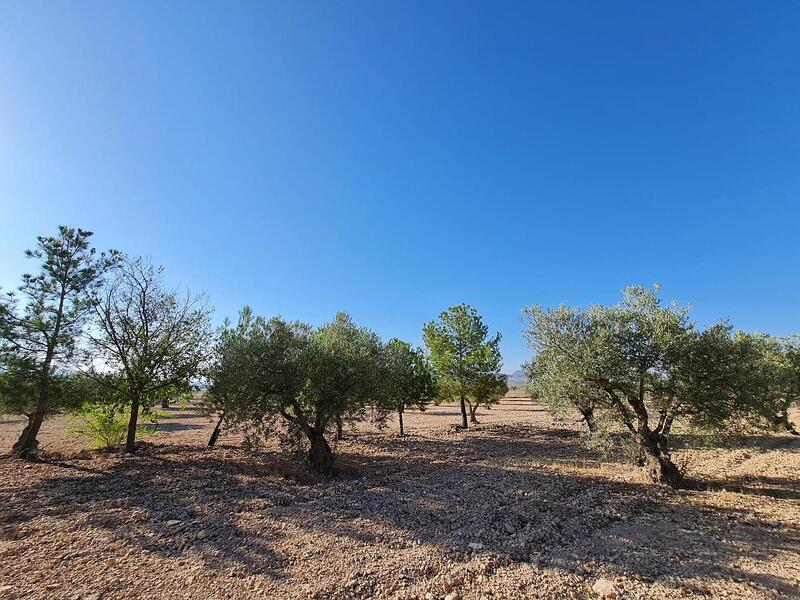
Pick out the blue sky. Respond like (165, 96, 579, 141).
(1, 2, 799, 372)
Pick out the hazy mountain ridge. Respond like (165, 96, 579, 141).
(505, 369, 528, 387)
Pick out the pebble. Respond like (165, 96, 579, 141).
(592, 578, 618, 599)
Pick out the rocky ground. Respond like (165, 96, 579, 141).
(1, 399, 799, 599)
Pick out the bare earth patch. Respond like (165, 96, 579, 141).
(1, 399, 799, 599)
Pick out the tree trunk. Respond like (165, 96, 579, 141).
(126, 395, 140, 453)
(468, 403, 479, 424)
(656, 412, 677, 451)
(398, 409, 404, 436)
(161, 397, 170, 409)
(627, 379, 682, 487)
(335, 416, 344, 440)
(459, 393, 468, 429)
(208, 413, 224, 447)
(14, 287, 66, 458)
(11, 413, 40, 457)
(636, 428, 682, 487)
(579, 405, 597, 434)
(776, 409, 800, 436)
(307, 430, 334, 473)
(12, 373, 51, 458)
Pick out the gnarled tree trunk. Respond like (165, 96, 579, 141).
(335, 416, 344, 440)
(636, 427, 682, 487)
(639, 436, 683, 488)
(12, 412, 40, 457)
(775, 408, 800, 436)
(398, 409, 405, 436)
(624, 380, 683, 487)
(468, 403, 479, 424)
(307, 430, 334, 473)
(578, 404, 597, 434)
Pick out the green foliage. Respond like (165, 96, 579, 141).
(0, 360, 102, 419)
(70, 404, 129, 448)
(0, 356, 40, 417)
(381, 339, 438, 411)
(380, 338, 438, 434)
(208, 309, 386, 471)
(70, 404, 159, 449)
(423, 304, 504, 427)
(581, 425, 615, 461)
(300, 312, 385, 434)
(0, 227, 115, 370)
(467, 373, 508, 417)
(724, 332, 800, 435)
(522, 284, 783, 486)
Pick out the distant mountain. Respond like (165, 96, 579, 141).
(505, 369, 528, 388)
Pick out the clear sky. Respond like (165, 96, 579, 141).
(2, 2, 799, 372)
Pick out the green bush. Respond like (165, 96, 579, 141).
(70, 405, 127, 448)
(71, 405, 159, 449)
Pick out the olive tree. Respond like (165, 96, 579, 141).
(466, 373, 509, 424)
(380, 338, 437, 436)
(205, 308, 310, 448)
(771, 335, 800, 435)
(208, 310, 385, 472)
(423, 304, 504, 429)
(727, 332, 800, 435)
(0, 226, 115, 457)
(202, 309, 253, 447)
(524, 305, 636, 436)
(300, 313, 385, 463)
(523, 285, 775, 487)
(88, 256, 212, 452)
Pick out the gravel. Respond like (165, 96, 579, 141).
(1, 400, 799, 599)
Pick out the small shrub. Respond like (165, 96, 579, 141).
(70, 405, 128, 449)
(71, 405, 158, 449)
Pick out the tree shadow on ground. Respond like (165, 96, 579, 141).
(153, 421, 209, 433)
(694, 474, 800, 500)
(2, 425, 799, 598)
(0, 444, 304, 580)
(672, 432, 800, 451)
(333, 431, 800, 597)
